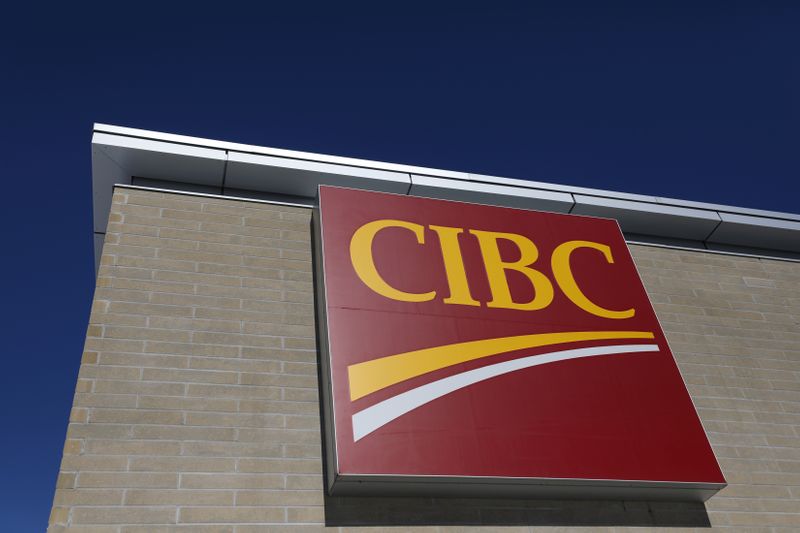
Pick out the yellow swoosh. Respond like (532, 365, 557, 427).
(347, 330, 655, 401)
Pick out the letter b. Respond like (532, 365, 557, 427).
(470, 230, 554, 311)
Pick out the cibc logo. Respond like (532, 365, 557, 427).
(315, 186, 725, 500)
(349, 219, 636, 315)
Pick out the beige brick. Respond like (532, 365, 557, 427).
(286, 506, 324, 523)
(132, 425, 236, 441)
(125, 489, 233, 506)
(127, 193, 203, 211)
(56, 473, 76, 489)
(179, 507, 285, 524)
(117, 203, 162, 218)
(236, 490, 323, 506)
(238, 400, 318, 415)
(154, 268, 241, 287)
(283, 362, 316, 376)
(285, 415, 320, 430)
(100, 352, 189, 369)
(80, 365, 141, 381)
(122, 526, 232, 533)
(239, 373, 317, 388)
(185, 412, 283, 428)
(66, 424, 132, 440)
(129, 457, 236, 472)
(142, 367, 238, 384)
(117, 233, 198, 251)
(70, 407, 89, 423)
(59, 455, 128, 472)
(242, 322, 314, 338)
(150, 292, 240, 309)
(110, 276, 194, 294)
(62, 439, 82, 455)
(104, 326, 191, 343)
(85, 439, 182, 456)
(180, 441, 282, 458)
(124, 213, 199, 230)
(236, 428, 320, 445)
(240, 347, 315, 363)
(233, 526, 322, 533)
(238, 458, 321, 474)
(163, 208, 243, 226)
(197, 240, 280, 259)
(94, 380, 186, 396)
(282, 388, 318, 403)
(180, 473, 283, 489)
(285, 475, 323, 491)
(49, 506, 69, 526)
(197, 261, 282, 279)
(244, 215, 308, 233)
(199, 221, 281, 239)
(89, 409, 184, 425)
(191, 331, 282, 349)
(158, 247, 244, 266)
(72, 507, 177, 525)
(242, 277, 311, 291)
(189, 356, 280, 373)
(283, 444, 321, 458)
(137, 395, 237, 412)
(77, 472, 178, 488)
(107, 222, 160, 238)
(84, 337, 146, 353)
(283, 338, 315, 350)
(106, 301, 194, 318)
(53, 489, 124, 506)
(187, 383, 281, 400)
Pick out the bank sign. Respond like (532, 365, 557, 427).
(314, 186, 725, 500)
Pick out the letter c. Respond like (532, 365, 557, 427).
(551, 240, 635, 319)
(349, 219, 436, 302)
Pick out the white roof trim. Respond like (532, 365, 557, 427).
(91, 123, 800, 265)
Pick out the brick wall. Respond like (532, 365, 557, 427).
(631, 244, 800, 531)
(49, 187, 800, 531)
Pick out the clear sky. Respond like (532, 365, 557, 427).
(2, 2, 799, 530)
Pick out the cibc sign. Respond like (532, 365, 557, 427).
(313, 186, 725, 500)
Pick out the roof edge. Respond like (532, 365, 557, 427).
(91, 123, 800, 268)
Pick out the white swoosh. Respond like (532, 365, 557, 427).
(352, 343, 659, 441)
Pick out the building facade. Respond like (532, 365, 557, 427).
(49, 124, 800, 531)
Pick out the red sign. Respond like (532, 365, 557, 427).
(315, 186, 725, 499)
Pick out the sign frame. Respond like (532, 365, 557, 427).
(312, 185, 726, 501)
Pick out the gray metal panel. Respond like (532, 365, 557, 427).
(224, 188, 315, 207)
(409, 175, 574, 213)
(89, 124, 800, 259)
(91, 145, 131, 234)
(704, 242, 800, 260)
(470, 173, 660, 203)
(130, 177, 223, 195)
(571, 195, 721, 241)
(623, 233, 708, 250)
(225, 152, 411, 198)
(331, 475, 724, 502)
(656, 196, 800, 222)
(93, 233, 105, 276)
(706, 213, 800, 253)
(92, 132, 226, 187)
(94, 122, 470, 180)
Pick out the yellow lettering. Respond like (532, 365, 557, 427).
(350, 220, 436, 302)
(551, 240, 635, 319)
(470, 230, 554, 311)
(429, 225, 480, 306)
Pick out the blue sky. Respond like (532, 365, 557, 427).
(2, 2, 799, 530)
